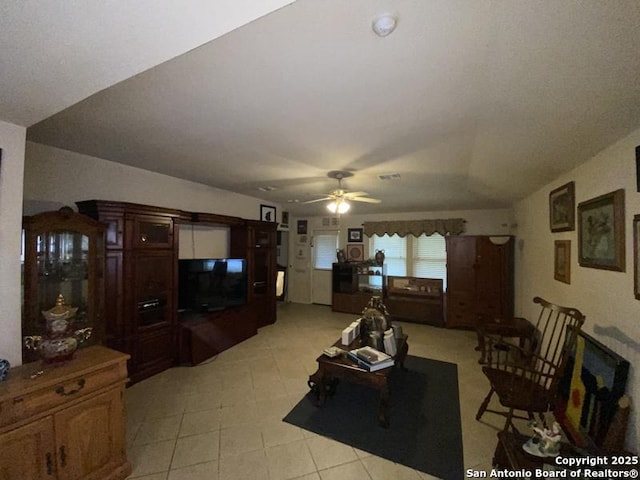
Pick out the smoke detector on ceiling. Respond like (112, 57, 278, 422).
(372, 13, 397, 37)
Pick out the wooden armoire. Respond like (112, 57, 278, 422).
(445, 235, 514, 329)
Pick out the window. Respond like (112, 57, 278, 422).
(369, 233, 447, 289)
(314, 232, 338, 269)
(370, 234, 407, 276)
(413, 234, 447, 290)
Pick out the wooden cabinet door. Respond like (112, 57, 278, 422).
(0, 417, 56, 480)
(475, 236, 514, 322)
(54, 388, 126, 480)
(445, 236, 476, 294)
(249, 223, 277, 326)
(127, 215, 173, 249)
(130, 251, 174, 329)
(104, 251, 125, 350)
(445, 236, 477, 327)
(101, 214, 125, 250)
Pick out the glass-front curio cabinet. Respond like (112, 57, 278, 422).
(21, 207, 106, 362)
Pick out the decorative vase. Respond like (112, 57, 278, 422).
(375, 249, 385, 266)
(336, 249, 346, 263)
(360, 296, 390, 349)
(23, 294, 93, 364)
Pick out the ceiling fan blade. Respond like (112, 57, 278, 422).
(343, 191, 369, 198)
(350, 196, 381, 203)
(302, 197, 332, 204)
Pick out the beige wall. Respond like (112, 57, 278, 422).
(24, 141, 278, 219)
(177, 224, 229, 259)
(0, 120, 26, 366)
(514, 126, 640, 450)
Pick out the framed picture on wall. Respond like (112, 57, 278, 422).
(281, 211, 289, 229)
(636, 146, 640, 192)
(346, 243, 364, 261)
(348, 228, 363, 242)
(634, 215, 640, 299)
(554, 240, 571, 284)
(549, 181, 575, 232)
(260, 204, 276, 223)
(577, 189, 625, 271)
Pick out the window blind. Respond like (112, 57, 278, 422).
(371, 234, 407, 276)
(412, 234, 447, 289)
(314, 233, 338, 269)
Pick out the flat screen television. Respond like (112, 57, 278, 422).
(178, 258, 247, 312)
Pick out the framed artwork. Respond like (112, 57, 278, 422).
(634, 215, 640, 299)
(636, 145, 640, 192)
(297, 219, 308, 234)
(554, 240, 571, 284)
(549, 181, 575, 232)
(346, 243, 364, 261)
(281, 211, 289, 229)
(297, 234, 307, 245)
(348, 227, 363, 243)
(555, 330, 629, 448)
(577, 189, 625, 271)
(260, 204, 276, 223)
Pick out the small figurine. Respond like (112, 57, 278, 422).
(522, 420, 562, 457)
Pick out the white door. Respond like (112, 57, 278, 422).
(311, 230, 338, 305)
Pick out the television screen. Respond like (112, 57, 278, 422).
(178, 258, 247, 312)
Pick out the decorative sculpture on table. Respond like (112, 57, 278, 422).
(523, 420, 562, 457)
(23, 294, 93, 364)
(361, 296, 390, 350)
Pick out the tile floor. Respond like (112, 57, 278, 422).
(124, 303, 514, 480)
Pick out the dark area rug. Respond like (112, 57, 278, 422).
(283, 355, 464, 480)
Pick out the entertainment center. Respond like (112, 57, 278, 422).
(76, 200, 277, 383)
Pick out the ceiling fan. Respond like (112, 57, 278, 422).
(303, 171, 381, 214)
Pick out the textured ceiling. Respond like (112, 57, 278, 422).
(15, 1, 640, 215)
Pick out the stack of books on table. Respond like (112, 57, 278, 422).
(347, 346, 395, 372)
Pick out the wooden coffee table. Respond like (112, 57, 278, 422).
(307, 334, 409, 428)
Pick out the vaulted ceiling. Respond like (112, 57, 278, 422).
(4, 1, 640, 215)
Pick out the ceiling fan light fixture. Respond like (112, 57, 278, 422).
(327, 199, 350, 214)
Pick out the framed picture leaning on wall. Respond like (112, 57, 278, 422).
(577, 189, 625, 271)
(346, 243, 364, 262)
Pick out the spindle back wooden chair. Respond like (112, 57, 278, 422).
(475, 296, 585, 431)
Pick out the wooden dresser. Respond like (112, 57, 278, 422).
(445, 235, 514, 328)
(0, 346, 131, 480)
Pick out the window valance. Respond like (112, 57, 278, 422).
(363, 218, 465, 237)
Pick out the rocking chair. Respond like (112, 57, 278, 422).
(475, 296, 585, 431)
